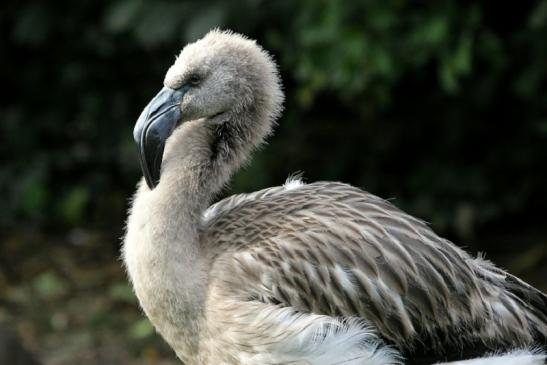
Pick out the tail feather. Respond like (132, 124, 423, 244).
(503, 272, 547, 344)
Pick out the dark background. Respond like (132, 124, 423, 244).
(1, 1, 546, 364)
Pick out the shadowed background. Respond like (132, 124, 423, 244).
(1, 1, 546, 364)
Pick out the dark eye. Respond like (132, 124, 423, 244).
(188, 74, 201, 86)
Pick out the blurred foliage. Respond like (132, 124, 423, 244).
(1, 0, 547, 364)
(1, 0, 547, 236)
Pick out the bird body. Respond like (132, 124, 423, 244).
(123, 30, 546, 364)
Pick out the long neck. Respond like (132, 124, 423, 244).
(124, 107, 264, 360)
(144, 107, 264, 275)
(160, 106, 266, 209)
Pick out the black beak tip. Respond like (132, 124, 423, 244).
(138, 144, 160, 190)
(133, 87, 185, 190)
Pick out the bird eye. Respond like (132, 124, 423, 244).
(189, 74, 201, 86)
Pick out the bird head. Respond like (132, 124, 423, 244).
(133, 30, 283, 189)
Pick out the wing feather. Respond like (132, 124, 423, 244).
(203, 181, 546, 354)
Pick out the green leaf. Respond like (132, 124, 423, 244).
(109, 282, 137, 303)
(59, 187, 89, 225)
(20, 178, 48, 215)
(529, 0, 547, 28)
(185, 5, 225, 42)
(134, 2, 185, 46)
(104, 0, 144, 33)
(33, 272, 67, 299)
(129, 318, 155, 339)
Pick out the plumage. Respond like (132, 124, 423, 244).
(435, 349, 546, 365)
(202, 180, 546, 356)
(123, 30, 546, 365)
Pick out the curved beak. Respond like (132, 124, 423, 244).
(133, 86, 188, 189)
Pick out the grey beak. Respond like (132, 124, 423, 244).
(134, 86, 188, 189)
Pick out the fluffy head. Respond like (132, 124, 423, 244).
(164, 30, 284, 142)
